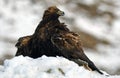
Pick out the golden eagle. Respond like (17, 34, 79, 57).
(15, 6, 103, 74)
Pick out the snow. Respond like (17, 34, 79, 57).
(0, 55, 119, 78)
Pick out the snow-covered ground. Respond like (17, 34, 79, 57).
(0, 0, 120, 75)
(0, 56, 119, 78)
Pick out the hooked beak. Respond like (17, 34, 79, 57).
(57, 10, 65, 16)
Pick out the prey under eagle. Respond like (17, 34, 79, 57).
(15, 6, 103, 74)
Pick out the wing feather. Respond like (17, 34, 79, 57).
(51, 32, 82, 50)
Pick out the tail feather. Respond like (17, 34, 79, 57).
(75, 52, 103, 75)
(88, 61, 103, 74)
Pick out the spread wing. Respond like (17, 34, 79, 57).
(15, 35, 31, 56)
(15, 36, 31, 48)
(51, 32, 104, 74)
(51, 32, 88, 60)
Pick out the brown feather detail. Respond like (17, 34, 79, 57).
(15, 36, 31, 48)
(51, 32, 82, 51)
(15, 36, 31, 56)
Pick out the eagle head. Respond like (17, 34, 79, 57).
(43, 6, 65, 20)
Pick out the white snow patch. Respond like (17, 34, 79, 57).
(0, 56, 119, 78)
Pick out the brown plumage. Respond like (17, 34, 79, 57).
(15, 6, 103, 74)
(15, 35, 31, 56)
